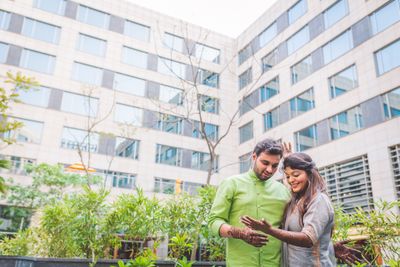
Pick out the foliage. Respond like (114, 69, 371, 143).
(111, 257, 155, 267)
(168, 233, 193, 259)
(175, 256, 195, 267)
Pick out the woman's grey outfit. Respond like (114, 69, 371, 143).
(281, 192, 336, 267)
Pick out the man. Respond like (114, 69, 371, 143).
(208, 138, 291, 267)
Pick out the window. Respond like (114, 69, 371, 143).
(200, 95, 219, 114)
(77, 5, 110, 29)
(382, 87, 400, 119)
(199, 69, 219, 88)
(329, 106, 363, 140)
(124, 20, 150, 42)
(158, 58, 186, 79)
(192, 121, 219, 142)
(0, 155, 35, 175)
(0, 10, 11, 30)
(0, 42, 9, 63)
(375, 39, 400, 76)
(239, 68, 252, 90)
(20, 49, 55, 74)
(157, 113, 182, 134)
(329, 65, 358, 98)
(287, 26, 310, 55)
(114, 104, 143, 126)
(370, 0, 400, 34)
(154, 177, 175, 194)
(238, 44, 252, 65)
(21, 18, 60, 44)
(17, 86, 50, 107)
(288, 0, 307, 24)
(324, 0, 348, 29)
(61, 127, 99, 153)
(77, 33, 106, 57)
(4, 118, 43, 144)
(291, 55, 312, 84)
(289, 88, 315, 118)
(319, 155, 374, 213)
(155, 144, 182, 167)
(34, 0, 66, 15)
(183, 181, 204, 195)
(239, 152, 252, 173)
(260, 77, 279, 102)
(295, 124, 317, 151)
(259, 22, 277, 48)
(72, 62, 103, 86)
(159, 85, 183, 105)
(61, 91, 98, 117)
(113, 73, 146, 97)
(264, 107, 279, 131)
(389, 144, 400, 199)
(164, 33, 184, 53)
(239, 121, 253, 144)
(261, 48, 278, 73)
(195, 43, 220, 63)
(112, 173, 136, 189)
(122, 47, 148, 69)
(191, 151, 212, 171)
(115, 137, 139, 160)
(323, 29, 353, 64)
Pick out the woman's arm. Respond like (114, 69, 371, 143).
(241, 216, 313, 248)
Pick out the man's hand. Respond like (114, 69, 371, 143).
(241, 215, 272, 234)
(282, 142, 292, 159)
(228, 226, 268, 247)
(334, 242, 362, 265)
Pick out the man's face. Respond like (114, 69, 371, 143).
(252, 151, 281, 181)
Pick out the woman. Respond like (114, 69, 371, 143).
(241, 152, 336, 267)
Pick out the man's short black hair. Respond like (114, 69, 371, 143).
(253, 138, 282, 157)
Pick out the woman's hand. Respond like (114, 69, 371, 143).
(282, 142, 292, 159)
(240, 215, 272, 234)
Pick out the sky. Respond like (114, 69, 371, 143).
(125, 0, 279, 38)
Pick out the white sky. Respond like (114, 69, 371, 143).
(125, 0, 279, 38)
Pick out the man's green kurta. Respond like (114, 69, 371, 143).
(208, 170, 291, 267)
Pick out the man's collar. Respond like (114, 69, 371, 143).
(247, 169, 273, 184)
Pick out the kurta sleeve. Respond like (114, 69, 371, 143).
(301, 194, 333, 245)
(208, 178, 235, 236)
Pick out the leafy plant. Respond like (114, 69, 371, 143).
(111, 256, 155, 267)
(175, 256, 195, 267)
(168, 233, 193, 260)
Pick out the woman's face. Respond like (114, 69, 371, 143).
(284, 166, 309, 193)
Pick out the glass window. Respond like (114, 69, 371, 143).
(34, 0, 66, 15)
(155, 144, 182, 167)
(239, 68, 252, 90)
(124, 20, 150, 42)
(159, 85, 183, 105)
(259, 22, 277, 48)
(61, 91, 98, 117)
(113, 73, 146, 97)
(389, 144, 400, 199)
(4, 118, 43, 144)
(239, 152, 252, 173)
(154, 177, 175, 194)
(158, 57, 186, 79)
(112, 173, 136, 189)
(375, 39, 400, 76)
(295, 124, 317, 151)
(291, 55, 312, 84)
(329, 64, 358, 98)
(260, 77, 279, 102)
(164, 33, 184, 53)
(239, 121, 253, 144)
(288, 0, 307, 24)
(0, 155, 35, 175)
(261, 48, 278, 73)
(157, 113, 182, 134)
(183, 181, 204, 195)
(382, 87, 400, 119)
(287, 26, 310, 55)
(329, 106, 363, 140)
(324, 0, 348, 29)
(191, 151, 211, 171)
(61, 127, 99, 153)
(20, 49, 55, 74)
(122, 46, 148, 69)
(192, 121, 219, 142)
(77, 33, 106, 57)
(200, 95, 219, 114)
(77, 5, 110, 29)
(115, 137, 139, 160)
(239, 94, 253, 116)
(238, 44, 252, 65)
(195, 43, 220, 63)
(199, 69, 219, 88)
(264, 107, 279, 131)
(72, 62, 103, 86)
(370, 0, 400, 34)
(289, 88, 315, 118)
(21, 18, 60, 44)
(114, 103, 143, 126)
(0, 10, 11, 30)
(323, 29, 353, 64)
(17, 86, 51, 107)
(0, 42, 9, 63)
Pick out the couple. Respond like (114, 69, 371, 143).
(208, 138, 355, 267)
